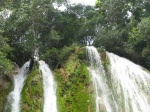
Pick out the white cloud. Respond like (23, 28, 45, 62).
(69, 0, 97, 6)
(53, 0, 97, 11)
(53, 3, 66, 11)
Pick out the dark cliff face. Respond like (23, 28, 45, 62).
(29, 58, 34, 71)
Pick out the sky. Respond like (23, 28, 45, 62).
(69, 0, 97, 6)
(56, 0, 97, 10)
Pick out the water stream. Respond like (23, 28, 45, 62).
(39, 60, 57, 112)
(86, 46, 117, 112)
(86, 46, 150, 112)
(6, 61, 30, 112)
(107, 52, 150, 112)
(5, 46, 150, 112)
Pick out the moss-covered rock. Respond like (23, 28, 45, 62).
(0, 62, 20, 111)
(21, 66, 43, 112)
(0, 76, 13, 112)
(55, 47, 95, 112)
(97, 48, 110, 70)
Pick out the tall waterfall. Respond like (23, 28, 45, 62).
(86, 46, 150, 112)
(86, 46, 117, 112)
(39, 60, 57, 112)
(6, 61, 30, 112)
(107, 52, 150, 112)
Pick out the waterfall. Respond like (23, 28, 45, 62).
(86, 46, 150, 112)
(4, 46, 150, 112)
(107, 52, 150, 112)
(86, 46, 117, 112)
(39, 60, 57, 112)
(6, 61, 30, 112)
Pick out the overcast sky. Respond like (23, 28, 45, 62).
(55, 0, 97, 10)
(69, 0, 97, 6)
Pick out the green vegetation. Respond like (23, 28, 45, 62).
(0, 77, 13, 112)
(94, 0, 150, 70)
(0, 15, 12, 77)
(1, 0, 150, 111)
(21, 66, 43, 112)
(1, 0, 150, 70)
(55, 48, 95, 112)
(40, 44, 77, 70)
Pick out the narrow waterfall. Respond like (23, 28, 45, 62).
(6, 61, 30, 112)
(86, 46, 117, 112)
(107, 52, 150, 112)
(39, 60, 57, 112)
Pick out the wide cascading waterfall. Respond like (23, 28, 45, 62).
(107, 52, 150, 112)
(6, 61, 30, 112)
(86, 46, 118, 112)
(39, 60, 57, 112)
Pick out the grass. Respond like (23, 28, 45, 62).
(21, 66, 43, 112)
(55, 47, 95, 112)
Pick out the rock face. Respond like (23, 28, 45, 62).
(8, 62, 20, 80)
(29, 58, 34, 71)
(0, 62, 20, 111)
(12, 62, 20, 73)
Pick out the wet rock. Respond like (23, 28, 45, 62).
(29, 58, 34, 71)
(12, 62, 20, 73)
(9, 62, 20, 80)
(88, 82, 94, 94)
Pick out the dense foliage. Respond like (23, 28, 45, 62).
(1, 0, 150, 73)
(0, 11, 12, 76)
(1, 0, 150, 111)
(94, 0, 150, 69)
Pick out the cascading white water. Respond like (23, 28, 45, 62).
(7, 61, 30, 112)
(39, 60, 57, 112)
(86, 46, 150, 112)
(86, 46, 117, 112)
(107, 52, 150, 112)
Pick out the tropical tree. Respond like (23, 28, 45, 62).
(0, 13, 12, 76)
(127, 17, 150, 67)
(4, 0, 64, 65)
